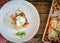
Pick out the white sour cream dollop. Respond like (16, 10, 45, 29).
(16, 16, 26, 26)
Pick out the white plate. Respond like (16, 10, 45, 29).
(0, 0, 40, 43)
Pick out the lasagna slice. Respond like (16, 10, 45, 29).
(11, 12, 29, 30)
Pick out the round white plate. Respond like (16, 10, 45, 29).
(0, 0, 40, 43)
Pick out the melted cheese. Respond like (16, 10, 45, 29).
(52, 18, 60, 31)
(48, 29, 58, 40)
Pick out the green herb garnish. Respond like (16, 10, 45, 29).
(16, 32, 26, 38)
(17, 8, 21, 11)
(20, 22, 23, 24)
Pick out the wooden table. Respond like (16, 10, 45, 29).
(0, 0, 52, 43)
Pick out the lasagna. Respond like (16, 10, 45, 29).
(11, 12, 29, 30)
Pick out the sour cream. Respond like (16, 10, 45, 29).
(16, 16, 26, 26)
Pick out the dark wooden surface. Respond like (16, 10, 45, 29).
(0, 0, 52, 43)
